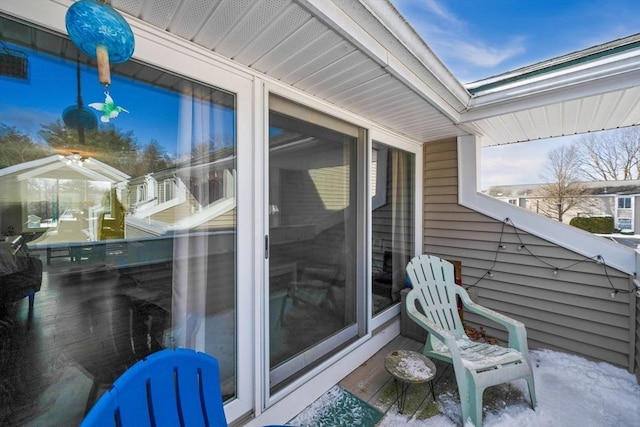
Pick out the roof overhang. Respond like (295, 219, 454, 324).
(461, 34, 640, 147)
(1, 1, 638, 147)
(0, 0, 472, 143)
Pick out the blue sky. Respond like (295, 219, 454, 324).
(0, 48, 180, 154)
(393, 0, 640, 83)
(393, 0, 640, 190)
(0, 45, 234, 159)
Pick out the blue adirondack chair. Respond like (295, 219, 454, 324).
(405, 254, 537, 426)
(81, 348, 290, 427)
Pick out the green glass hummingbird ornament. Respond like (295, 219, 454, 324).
(89, 92, 129, 123)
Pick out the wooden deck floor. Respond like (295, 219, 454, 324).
(338, 334, 450, 423)
(338, 334, 531, 425)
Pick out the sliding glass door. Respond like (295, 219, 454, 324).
(267, 96, 364, 389)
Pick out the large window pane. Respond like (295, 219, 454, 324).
(371, 141, 414, 315)
(268, 97, 361, 388)
(0, 17, 236, 425)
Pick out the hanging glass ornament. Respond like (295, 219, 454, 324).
(65, 0, 134, 120)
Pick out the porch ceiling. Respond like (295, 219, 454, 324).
(110, 0, 640, 147)
(108, 0, 470, 144)
(462, 34, 640, 147)
(3, 1, 637, 147)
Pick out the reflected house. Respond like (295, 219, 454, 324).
(125, 148, 236, 238)
(0, 153, 129, 243)
(0, 1, 639, 427)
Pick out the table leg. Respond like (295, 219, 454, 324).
(394, 379, 411, 414)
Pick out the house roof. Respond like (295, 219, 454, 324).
(2, 0, 638, 146)
(0, 154, 130, 183)
(463, 34, 640, 146)
(488, 180, 640, 198)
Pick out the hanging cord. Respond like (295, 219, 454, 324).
(464, 220, 506, 290)
(463, 217, 634, 296)
(76, 53, 84, 108)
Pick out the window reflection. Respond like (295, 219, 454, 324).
(0, 17, 237, 425)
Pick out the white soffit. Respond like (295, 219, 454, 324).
(107, 0, 469, 143)
(462, 35, 640, 147)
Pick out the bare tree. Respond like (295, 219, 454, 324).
(538, 144, 588, 222)
(577, 127, 640, 181)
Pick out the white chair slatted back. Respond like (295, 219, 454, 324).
(406, 254, 465, 339)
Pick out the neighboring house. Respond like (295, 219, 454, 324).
(0, 2, 638, 426)
(487, 180, 640, 232)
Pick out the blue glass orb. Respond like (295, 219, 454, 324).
(65, 0, 134, 63)
(63, 105, 98, 131)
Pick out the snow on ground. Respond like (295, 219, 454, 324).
(378, 349, 640, 427)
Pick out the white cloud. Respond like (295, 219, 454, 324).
(443, 37, 526, 68)
(393, 0, 526, 79)
(419, 0, 463, 27)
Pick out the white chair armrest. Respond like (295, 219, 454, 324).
(456, 288, 529, 353)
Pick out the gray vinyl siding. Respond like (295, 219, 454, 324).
(423, 139, 634, 370)
(636, 296, 640, 381)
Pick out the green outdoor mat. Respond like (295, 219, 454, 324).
(288, 385, 383, 427)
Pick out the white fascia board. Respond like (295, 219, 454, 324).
(0, 155, 61, 177)
(84, 157, 131, 181)
(0, 0, 69, 34)
(359, 0, 470, 105)
(297, 0, 465, 122)
(462, 53, 640, 122)
(458, 135, 637, 275)
(16, 158, 116, 183)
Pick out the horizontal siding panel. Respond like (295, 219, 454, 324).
(424, 139, 457, 154)
(424, 236, 629, 269)
(527, 330, 629, 367)
(424, 176, 458, 187)
(422, 248, 629, 297)
(472, 279, 626, 315)
(466, 313, 629, 366)
(637, 296, 640, 379)
(425, 241, 629, 278)
(424, 159, 458, 173)
(479, 290, 630, 332)
(423, 211, 486, 222)
(424, 185, 458, 197)
(424, 160, 458, 179)
(424, 150, 457, 163)
(423, 204, 477, 214)
(423, 194, 459, 205)
(526, 336, 629, 368)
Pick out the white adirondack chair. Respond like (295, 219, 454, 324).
(405, 254, 537, 426)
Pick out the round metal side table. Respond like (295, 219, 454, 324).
(384, 349, 437, 413)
